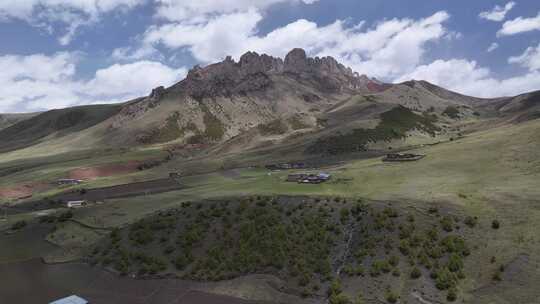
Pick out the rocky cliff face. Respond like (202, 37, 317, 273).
(106, 49, 389, 146)
(165, 48, 382, 101)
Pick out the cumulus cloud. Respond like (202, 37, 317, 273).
(479, 2, 516, 22)
(0, 53, 186, 112)
(86, 61, 187, 97)
(487, 42, 499, 52)
(509, 43, 540, 71)
(498, 12, 540, 36)
(396, 58, 540, 98)
(0, 0, 146, 45)
(142, 11, 451, 79)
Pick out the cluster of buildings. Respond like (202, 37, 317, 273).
(287, 172, 332, 184)
(265, 162, 306, 170)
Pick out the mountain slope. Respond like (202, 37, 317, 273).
(0, 113, 39, 131)
(1, 49, 538, 159)
(0, 104, 122, 152)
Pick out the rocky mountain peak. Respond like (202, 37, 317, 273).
(238, 51, 283, 75)
(169, 48, 385, 100)
(284, 48, 309, 73)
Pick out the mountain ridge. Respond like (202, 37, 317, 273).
(0, 48, 538, 157)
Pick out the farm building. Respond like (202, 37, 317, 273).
(383, 153, 425, 162)
(287, 173, 308, 182)
(287, 172, 332, 184)
(57, 179, 83, 185)
(49, 295, 88, 304)
(266, 162, 306, 170)
(66, 200, 87, 208)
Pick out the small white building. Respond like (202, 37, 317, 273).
(50, 295, 88, 304)
(57, 179, 83, 185)
(66, 200, 87, 208)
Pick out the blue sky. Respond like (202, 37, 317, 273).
(0, 0, 539, 112)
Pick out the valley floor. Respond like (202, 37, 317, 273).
(0, 119, 539, 304)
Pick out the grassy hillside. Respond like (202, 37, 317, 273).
(0, 104, 121, 152)
(0, 116, 539, 303)
(307, 105, 439, 154)
(0, 113, 39, 131)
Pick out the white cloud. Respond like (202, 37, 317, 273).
(112, 45, 161, 61)
(479, 2, 516, 22)
(0, 0, 146, 45)
(487, 42, 499, 52)
(396, 58, 540, 98)
(144, 9, 264, 63)
(498, 12, 540, 36)
(142, 11, 451, 79)
(86, 61, 187, 97)
(509, 43, 540, 71)
(0, 53, 186, 113)
(154, 0, 318, 22)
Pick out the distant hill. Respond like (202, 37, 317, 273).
(0, 113, 39, 131)
(0, 104, 121, 152)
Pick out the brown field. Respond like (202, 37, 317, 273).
(68, 160, 143, 180)
(0, 182, 49, 199)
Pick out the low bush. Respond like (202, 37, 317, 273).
(11, 220, 27, 230)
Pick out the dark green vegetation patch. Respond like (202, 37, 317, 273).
(442, 106, 461, 119)
(258, 119, 289, 135)
(88, 196, 477, 301)
(307, 106, 440, 154)
(201, 104, 226, 141)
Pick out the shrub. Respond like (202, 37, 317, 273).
(258, 119, 288, 135)
(164, 245, 175, 255)
(354, 293, 365, 304)
(399, 240, 410, 256)
(410, 267, 422, 279)
(327, 279, 342, 297)
(492, 271, 502, 282)
(440, 216, 454, 232)
(435, 268, 458, 290)
(58, 210, 73, 222)
(447, 288, 457, 302)
(388, 255, 400, 267)
(11, 220, 27, 230)
(329, 293, 351, 304)
(447, 254, 463, 272)
(464, 216, 477, 228)
(371, 260, 391, 277)
(385, 290, 398, 303)
(340, 208, 350, 223)
(491, 220, 500, 229)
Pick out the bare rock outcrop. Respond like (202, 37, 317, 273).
(165, 48, 386, 101)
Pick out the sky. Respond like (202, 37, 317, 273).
(0, 0, 539, 113)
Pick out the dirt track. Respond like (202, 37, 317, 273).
(10, 178, 184, 212)
(57, 178, 183, 202)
